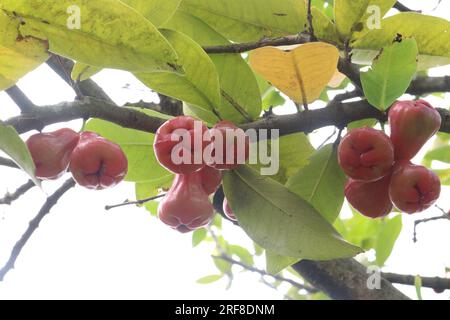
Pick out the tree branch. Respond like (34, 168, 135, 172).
(6, 97, 166, 135)
(5, 97, 450, 138)
(394, 2, 419, 12)
(47, 55, 114, 104)
(0, 180, 36, 205)
(293, 259, 410, 300)
(0, 178, 75, 281)
(382, 273, 450, 291)
(0, 157, 19, 169)
(5, 85, 36, 114)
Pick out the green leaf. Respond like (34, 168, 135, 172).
(229, 245, 254, 266)
(287, 144, 346, 223)
(335, 0, 396, 40)
(311, 6, 339, 44)
(192, 228, 208, 248)
(352, 13, 450, 69)
(415, 276, 423, 300)
(0, 0, 179, 73)
(196, 274, 223, 284)
(375, 215, 402, 266)
(0, 11, 49, 90)
(335, 211, 402, 265)
(164, 11, 262, 123)
(180, 0, 307, 42)
(266, 250, 299, 275)
(0, 123, 40, 187)
(262, 88, 286, 110)
(121, 0, 182, 26)
(424, 146, 450, 164)
(249, 133, 315, 184)
(223, 166, 362, 260)
(361, 39, 418, 110)
(136, 29, 221, 123)
(433, 169, 450, 185)
(135, 176, 173, 215)
(71, 62, 101, 82)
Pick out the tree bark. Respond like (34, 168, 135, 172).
(293, 259, 410, 300)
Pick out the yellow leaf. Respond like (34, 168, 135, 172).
(0, 11, 49, 90)
(249, 42, 339, 104)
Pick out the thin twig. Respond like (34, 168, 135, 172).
(105, 194, 166, 211)
(0, 179, 76, 281)
(307, 0, 316, 41)
(413, 206, 450, 243)
(383, 273, 450, 291)
(393, 2, 419, 12)
(5, 85, 36, 113)
(0, 157, 19, 169)
(214, 254, 317, 293)
(0, 180, 36, 205)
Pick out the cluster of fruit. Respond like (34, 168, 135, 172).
(26, 129, 128, 190)
(338, 100, 442, 218)
(154, 116, 248, 233)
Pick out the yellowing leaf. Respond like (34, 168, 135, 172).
(249, 42, 339, 104)
(1, 0, 179, 73)
(0, 11, 49, 90)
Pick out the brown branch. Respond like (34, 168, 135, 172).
(47, 55, 114, 104)
(203, 34, 317, 54)
(5, 97, 450, 138)
(394, 2, 419, 12)
(0, 157, 19, 169)
(307, 0, 316, 41)
(0, 180, 36, 205)
(383, 273, 450, 291)
(293, 259, 410, 300)
(5, 85, 36, 113)
(0, 178, 76, 281)
(6, 97, 166, 135)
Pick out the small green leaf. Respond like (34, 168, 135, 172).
(415, 276, 423, 300)
(287, 144, 346, 223)
(425, 146, 450, 164)
(0, 123, 40, 187)
(375, 215, 402, 266)
(229, 245, 254, 266)
(361, 39, 418, 111)
(196, 274, 223, 284)
(433, 169, 450, 185)
(192, 228, 208, 248)
(71, 62, 101, 81)
(223, 166, 362, 260)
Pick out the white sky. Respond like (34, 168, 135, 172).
(0, 0, 449, 300)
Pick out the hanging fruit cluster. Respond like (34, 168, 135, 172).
(154, 116, 248, 233)
(26, 129, 128, 190)
(339, 100, 442, 218)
